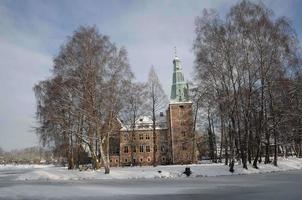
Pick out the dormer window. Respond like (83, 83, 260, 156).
(160, 112, 164, 117)
(139, 118, 143, 122)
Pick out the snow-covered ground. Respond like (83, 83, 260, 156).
(2, 157, 302, 181)
(0, 164, 50, 170)
(1, 164, 302, 200)
(1, 158, 302, 200)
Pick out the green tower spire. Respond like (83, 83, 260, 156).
(170, 48, 189, 102)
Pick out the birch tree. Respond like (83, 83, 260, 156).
(146, 66, 168, 166)
(193, 0, 301, 172)
(34, 26, 133, 173)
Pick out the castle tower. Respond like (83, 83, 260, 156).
(170, 49, 189, 102)
(167, 50, 194, 164)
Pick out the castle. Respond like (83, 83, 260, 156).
(109, 53, 195, 166)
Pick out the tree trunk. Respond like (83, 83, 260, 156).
(229, 119, 235, 173)
(253, 128, 261, 169)
(219, 115, 224, 163)
(273, 130, 278, 166)
(224, 132, 229, 166)
(247, 129, 253, 164)
(152, 93, 157, 167)
(192, 101, 200, 163)
(211, 117, 217, 163)
(207, 111, 216, 162)
(264, 134, 270, 164)
(68, 132, 75, 170)
(91, 151, 101, 170)
(224, 123, 230, 166)
(99, 140, 110, 174)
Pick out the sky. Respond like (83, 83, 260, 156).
(0, 0, 302, 151)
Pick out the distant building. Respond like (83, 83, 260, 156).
(110, 52, 195, 166)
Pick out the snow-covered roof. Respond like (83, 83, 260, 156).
(169, 101, 192, 105)
(120, 113, 168, 131)
(136, 116, 152, 124)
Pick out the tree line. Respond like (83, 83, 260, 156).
(192, 1, 302, 172)
(0, 146, 52, 164)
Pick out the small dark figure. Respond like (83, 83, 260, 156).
(183, 167, 192, 177)
(229, 160, 235, 173)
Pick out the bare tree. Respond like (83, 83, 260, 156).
(120, 82, 147, 166)
(34, 26, 133, 174)
(193, 1, 301, 172)
(146, 66, 168, 166)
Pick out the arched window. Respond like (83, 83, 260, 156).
(124, 146, 128, 153)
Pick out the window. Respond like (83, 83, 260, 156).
(162, 157, 166, 161)
(140, 158, 143, 162)
(133, 158, 136, 163)
(182, 131, 186, 137)
(132, 146, 136, 153)
(115, 159, 118, 163)
(154, 145, 157, 152)
(110, 159, 112, 163)
(147, 157, 151, 162)
(115, 147, 120, 154)
(161, 146, 165, 152)
(146, 134, 150, 140)
(140, 145, 144, 152)
(139, 134, 144, 140)
(146, 146, 150, 152)
(182, 143, 187, 150)
(125, 158, 128, 162)
(124, 146, 129, 153)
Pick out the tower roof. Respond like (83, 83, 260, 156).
(170, 49, 189, 102)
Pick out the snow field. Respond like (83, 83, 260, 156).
(1, 157, 301, 181)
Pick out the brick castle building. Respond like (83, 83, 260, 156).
(109, 53, 195, 167)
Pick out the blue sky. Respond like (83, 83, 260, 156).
(0, 0, 302, 151)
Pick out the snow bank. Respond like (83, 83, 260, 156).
(0, 164, 52, 170)
(16, 165, 176, 181)
(13, 157, 302, 181)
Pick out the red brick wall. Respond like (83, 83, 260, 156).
(109, 102, 194, 167)
(168, 102, 194, 164)
(119, 129, 170, 166)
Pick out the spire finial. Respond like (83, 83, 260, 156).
(174, 46, 177, 57)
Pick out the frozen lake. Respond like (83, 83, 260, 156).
(1, 166, 302, 200)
